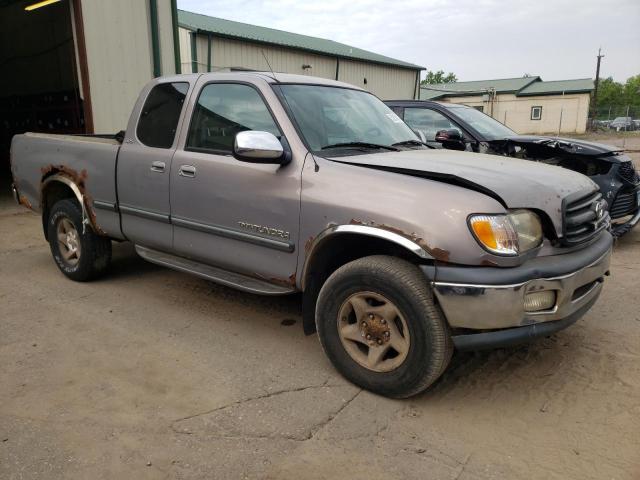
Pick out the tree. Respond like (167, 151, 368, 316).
(597, 77, 623, 107)
(421, 70, 457, 85)
(622, 74, 640, 107)
(594, 75, 640, 118)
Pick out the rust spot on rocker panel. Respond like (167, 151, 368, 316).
(349, 218, 451, 263)
(40, 165, 106, 235)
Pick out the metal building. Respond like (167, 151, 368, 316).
(1, 0, 179, 178)
(421, 77, 594, 135)
(177, 10, 424, 100)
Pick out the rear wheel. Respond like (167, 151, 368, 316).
(47, 199, 112, 281)
(315, 255, 453, 398)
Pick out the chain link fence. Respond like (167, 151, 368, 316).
(590, 105, 640, 131)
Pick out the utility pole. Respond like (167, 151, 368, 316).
(590, 48, 604, 130)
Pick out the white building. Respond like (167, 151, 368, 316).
(177, 9, 424, 101)
(421, 77, 594, 135)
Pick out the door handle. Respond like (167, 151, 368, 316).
(179, 165, 196, 178)
(150, 161, 165, 173)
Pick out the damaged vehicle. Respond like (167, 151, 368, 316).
(11, 73, 613, 398)
(385, 100, 640, 236)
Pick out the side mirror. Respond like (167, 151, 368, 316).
(233, 131, 287, 164)
(435, 129, 465, 150)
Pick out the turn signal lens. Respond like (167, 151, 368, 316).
(469, 215, 519, 255)
(469, 210, 542, 256)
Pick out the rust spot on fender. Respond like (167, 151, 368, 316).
(429, 248, 450, 262)
(18, 195, 32, 210)
(350, 218, 451, 263)
(40, 165, 106, 235)
(481, 259, 499, 267)
(304, 236, 315, 254)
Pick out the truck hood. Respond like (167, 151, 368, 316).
(326, 149, 597, 235)
(492, 135, 622, 157)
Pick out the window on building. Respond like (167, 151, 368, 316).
(186, 83, 281, 153)
(403, 108, 461, 141)
(531, 106, 543, 121)
(137, 82, 189, 148)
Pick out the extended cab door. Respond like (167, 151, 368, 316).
(169, 79, 302, 283)
(117, 81, 191, 251)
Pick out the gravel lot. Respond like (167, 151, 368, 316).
(1, 133, 639, 479)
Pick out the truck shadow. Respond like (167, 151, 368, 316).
(102, 241, 615, 402)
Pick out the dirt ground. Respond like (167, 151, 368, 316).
(1, 133, 640, 479)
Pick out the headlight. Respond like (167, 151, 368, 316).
(469, 210, 542, 256)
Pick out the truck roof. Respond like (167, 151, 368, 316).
(149, 72, 363, 90)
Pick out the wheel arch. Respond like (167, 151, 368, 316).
(300, 225, 435, 335)
(40, 173, 99, 240)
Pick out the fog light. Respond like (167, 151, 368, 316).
(524, 290, 556, 312)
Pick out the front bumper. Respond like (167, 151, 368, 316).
(423, 232, 613, 348)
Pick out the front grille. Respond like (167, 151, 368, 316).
(610, 190, 638, 218)
(562, 190, 610, 245)
(618, 161, 639, 184)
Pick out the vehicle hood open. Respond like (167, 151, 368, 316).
(326, 149, 597, 234)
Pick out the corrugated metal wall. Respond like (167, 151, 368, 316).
(80, 0, 176, 133)
(179, 29, 419, 100)
(338, 59, 418, 100)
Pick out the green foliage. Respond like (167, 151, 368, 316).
(421, 70, 457, 85)
(597, 75, 640, 108)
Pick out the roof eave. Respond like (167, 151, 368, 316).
(516, 89, 593, 97)
(180, 23, 424, 71)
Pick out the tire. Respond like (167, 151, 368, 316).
(315, 255, 453, 398)
(47, 199, 112, 281)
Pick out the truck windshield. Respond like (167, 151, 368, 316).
(448, 106, 516, 140)
(277, 84, 420, 154)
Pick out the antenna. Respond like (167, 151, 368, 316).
(261, 50, 278, 81)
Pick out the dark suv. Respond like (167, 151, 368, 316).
(385, 100, 640, 236)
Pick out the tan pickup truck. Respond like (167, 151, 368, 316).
(11, 72, 613, 397)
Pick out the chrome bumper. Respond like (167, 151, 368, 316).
(432, 247, 611, 330)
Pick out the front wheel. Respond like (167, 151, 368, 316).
(47, 199, 112, 281)
(315, 255, 453, 398)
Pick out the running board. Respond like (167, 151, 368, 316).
(135, 245, 296, 296)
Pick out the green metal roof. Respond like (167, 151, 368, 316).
(178, 9, 423, 70)
(420, 76, 540, 99)
(420, 76, 593, 100)
(517, 78, 594, 96)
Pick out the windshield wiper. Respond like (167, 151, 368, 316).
(321, 142, 399, 151)
(391, 139, 428, 148)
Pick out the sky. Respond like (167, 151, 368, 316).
(178, 0, 640, 83)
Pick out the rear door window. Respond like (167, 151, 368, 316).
(137, 82, 189, 148)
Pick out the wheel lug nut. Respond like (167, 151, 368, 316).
(377, 339, 383, 345)
(368, 314, 374, 320)
(384, 331, 390, 337)
(381, 319, 387, 324)
(366, 334, 371, 340)
(362, 322, 367, 328)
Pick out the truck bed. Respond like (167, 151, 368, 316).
(11, 132, 123, 238)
